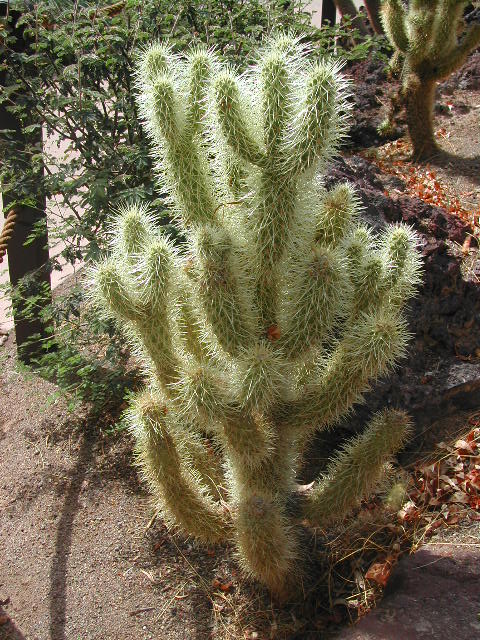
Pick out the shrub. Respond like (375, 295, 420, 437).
(90, 36, 422, 595)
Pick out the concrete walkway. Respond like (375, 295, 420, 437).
(337, 542, 480, 640)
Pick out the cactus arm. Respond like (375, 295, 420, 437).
(351, 255, 387, 317)
(130, 392, 229, 543)
(287, 61, 350, 176)
(222, 149, 248, 198)
(190, 224, 258, 356)
(137, 54, 219, 227)
(213, 71, 266, 167)
(261, 47, 291, 163)
(228, 426, 300, 597)
(380, 0, 410, 54)
(185, 46, 215, 131)
(235, 493, 298, 597)
(433, 23, 480, 80)
(381, 224, 422, 308)
(93, 226, 182, 390)
(303, 409, 412, 526)
(177, 430, 225, 499)
(176, 278, 210, 361)
(295, 307, 410, 435)
(93, 258, 145, 324)
(222, 410, 275, 470)
(430, 0, 469, 60)
(235, 342, 288, 412)
(280, 245, 350, 357)
(315, 183, 360, 248)
(407, 1, 438, 67)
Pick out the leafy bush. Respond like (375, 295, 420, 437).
(0, 0, 380, 418)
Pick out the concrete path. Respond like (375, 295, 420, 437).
(337, 543, 480, 640)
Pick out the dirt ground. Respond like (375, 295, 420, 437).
(1, 71, 480, 640)
(0, 339, 223, 640)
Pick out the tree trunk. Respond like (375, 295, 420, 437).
(364, 0, 384, 34)
(333, 0, 369, 36)
(404, 74, 439, 161)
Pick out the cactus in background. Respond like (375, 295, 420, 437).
(90, 36, 421, 597)
(381, 0, 480, 159)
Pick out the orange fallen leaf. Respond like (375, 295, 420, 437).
(365, 559, 393, 588)
(466, 469, 480, 491)
(455, 440, 477, 456)
(212, 578, 233, 592)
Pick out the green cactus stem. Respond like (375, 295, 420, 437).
(381, 0, 480, 160)
(89, 36, 422, 597)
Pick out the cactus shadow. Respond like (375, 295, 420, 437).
(427, 150, 480, 186)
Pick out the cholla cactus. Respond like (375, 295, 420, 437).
(90, 36, 421, 597)
(381, 0, 480, 159)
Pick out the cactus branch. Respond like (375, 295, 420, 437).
(304, 409, 412, 527)
(91, 36, 422, 596)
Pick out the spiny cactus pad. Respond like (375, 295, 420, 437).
(90, 36, 422, 596)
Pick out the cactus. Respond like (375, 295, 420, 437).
(90, 36, 421, 597)
(381, 0, 480, 159)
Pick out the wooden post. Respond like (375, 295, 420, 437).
(0, 6, 53, 363)
(322, 0, 337, 25)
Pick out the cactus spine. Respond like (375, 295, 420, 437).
(90, 37, 421, 597)
(381, 0, 480, 159)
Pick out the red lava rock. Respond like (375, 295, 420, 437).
(337, 544, 480, 640)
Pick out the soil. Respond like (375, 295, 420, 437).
(0, 339, 225, 640)
(1, 53, 480, 640)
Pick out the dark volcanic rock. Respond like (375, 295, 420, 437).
(345, 59, 392, 149)
(325, 156, 480, 433)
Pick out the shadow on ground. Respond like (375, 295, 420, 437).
(48, 434, 94, 640)
(428, 150, 480, 186)
(0, 606, 27, 640)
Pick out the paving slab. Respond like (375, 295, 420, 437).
(337, 543, 480, 640)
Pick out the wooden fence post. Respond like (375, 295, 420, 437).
(322, 0, 337, 25)
(0, 5, 53, 364)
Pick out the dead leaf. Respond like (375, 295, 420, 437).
(266, 325, 281, 341)
(466, 470, 480, 491)
(365, 558, 393, 588)
(212, 578, 233, 592)
(455, 440, 477, 456)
